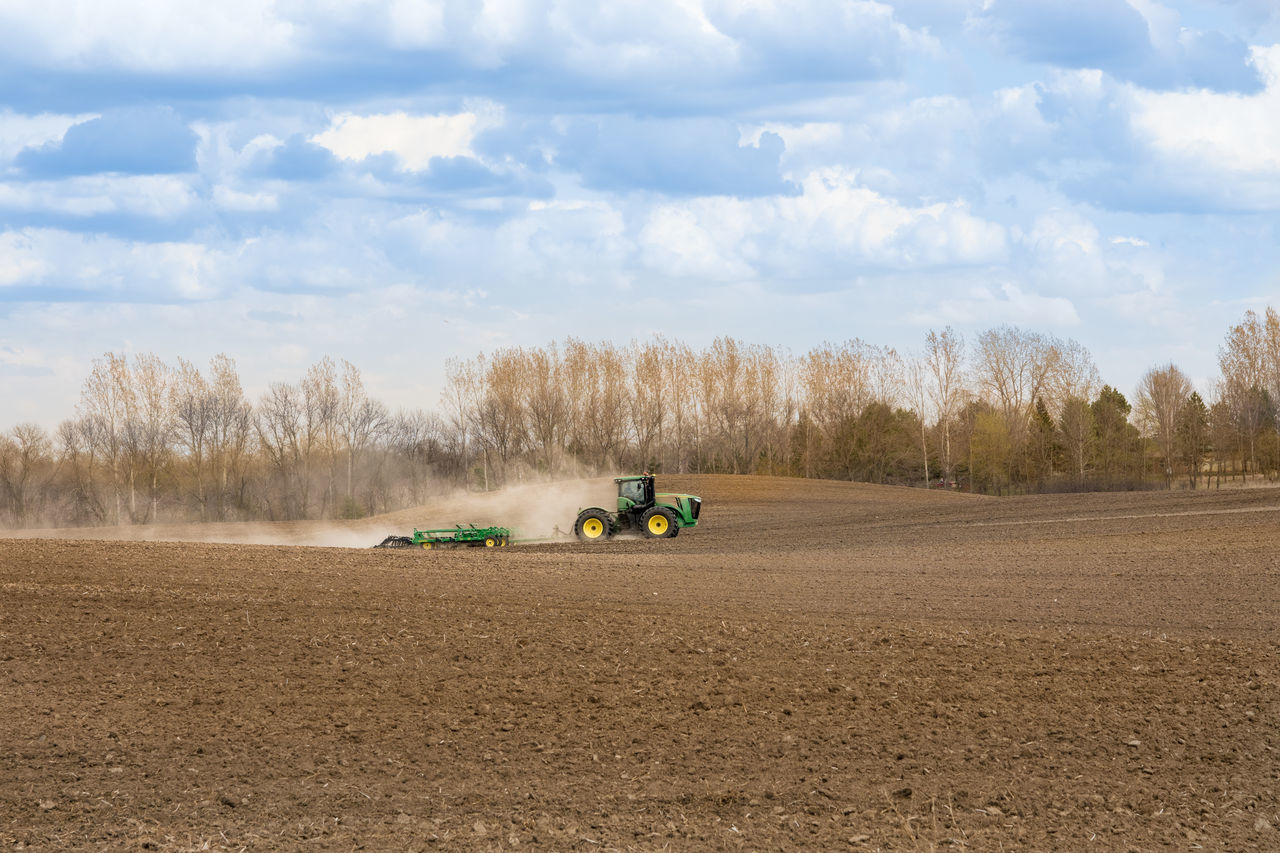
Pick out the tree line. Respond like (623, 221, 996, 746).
(3, 310, 1280, 527)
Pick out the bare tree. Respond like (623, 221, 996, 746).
(56, 416, 108, 524)
(973, 326, 1068, 482)
(338, 360, 388, 506)
(662, 339, 697, 473)
(0, 424, 55, 526)
(1053, 338, 1102, 416)
(763, 347, 800, 476)
(129, 353, 175, 522)
(1218, 311, 1268, 476)
(172, 358, 213, 518)
(525, 344, 569, 474)
(207, 354, 253, 519)
(440, 357, 477, 486)
(699, 338, 782, 473)
(802, 341, 875, 433)
(302, 357, 341, 514)
(630, 339, 666, 471)
(924, 328, 964, 486)
(78, 353, 134, 523)
(905, 354, 932, 486)
(472, 350, 528, 487)
(386, 409, 444, 505)
(801, 340, 874, 476)
(256, 381, 308, 519)
(563, 339, 628, 473)
(1135, 363, 1193, 488)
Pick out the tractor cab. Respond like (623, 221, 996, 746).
(616, 475, 655, 511)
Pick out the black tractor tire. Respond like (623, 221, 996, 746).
(641, 506, 677, 539)
(574, 509, 612, 542)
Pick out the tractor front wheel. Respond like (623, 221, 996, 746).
(574, 509, 612, 542)
(641, 507, 677, 539)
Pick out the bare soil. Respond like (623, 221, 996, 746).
(3, 475, 1279, 850)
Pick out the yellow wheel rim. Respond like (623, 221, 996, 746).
(422, 541, 433, 550)
(582, 518, 604, 538)
(485, 538, 496, 547)
(648, 515, 669, 535)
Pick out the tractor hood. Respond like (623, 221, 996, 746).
(658, 492, 702, 522)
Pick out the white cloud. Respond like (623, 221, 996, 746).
(0, 0, 298, 71)
(919, 281, 1081, 327)
(639, 167, 1007, 280)
(0, 110, 96, 163)
(638, 206, 755, 280)
(213, 186, 279, 212)
(2, 0, 939, 90)
(270, 343, 309, 367)
(0, 230, 47, 285)
(1131, 44, 1280, 173)
(1025, 210, 1101, 260)
(739, 121, 844, 169)
(310, 110, 496, 171)
(385, 0, 447, 49)
(0, 175, 196, 217)
(1010, 209, 1170, 322)
(0, 228, 217, 298)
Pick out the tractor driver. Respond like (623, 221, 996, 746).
(620, 479, 646, 504)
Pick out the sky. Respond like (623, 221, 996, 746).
(3, 0, 1280, 427)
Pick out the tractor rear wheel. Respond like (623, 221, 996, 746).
(641, 506, 677, 539)
(574, 509, 611, 542)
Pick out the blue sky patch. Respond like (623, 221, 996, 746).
(17, 106, 199, 176)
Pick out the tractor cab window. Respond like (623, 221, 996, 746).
(619, 480, 647, 504)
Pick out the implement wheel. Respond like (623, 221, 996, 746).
(641, 507, 677, 539)
(574, 509, 611, 543)
(421, 541, 434, 550)
(484, 537, 497, 547)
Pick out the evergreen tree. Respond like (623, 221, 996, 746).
(1176, 392, 1210, 488)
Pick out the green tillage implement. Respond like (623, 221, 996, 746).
(374, 524, 512, 550)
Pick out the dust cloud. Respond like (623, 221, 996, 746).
(353, 477, 617, 546)
(0, 477, 621, 549)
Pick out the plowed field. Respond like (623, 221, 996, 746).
(3, 476, 1279, 850)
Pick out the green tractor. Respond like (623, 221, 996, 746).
(573, 475, 702, 542)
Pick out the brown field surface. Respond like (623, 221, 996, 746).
(3, 475, 1279, 850)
